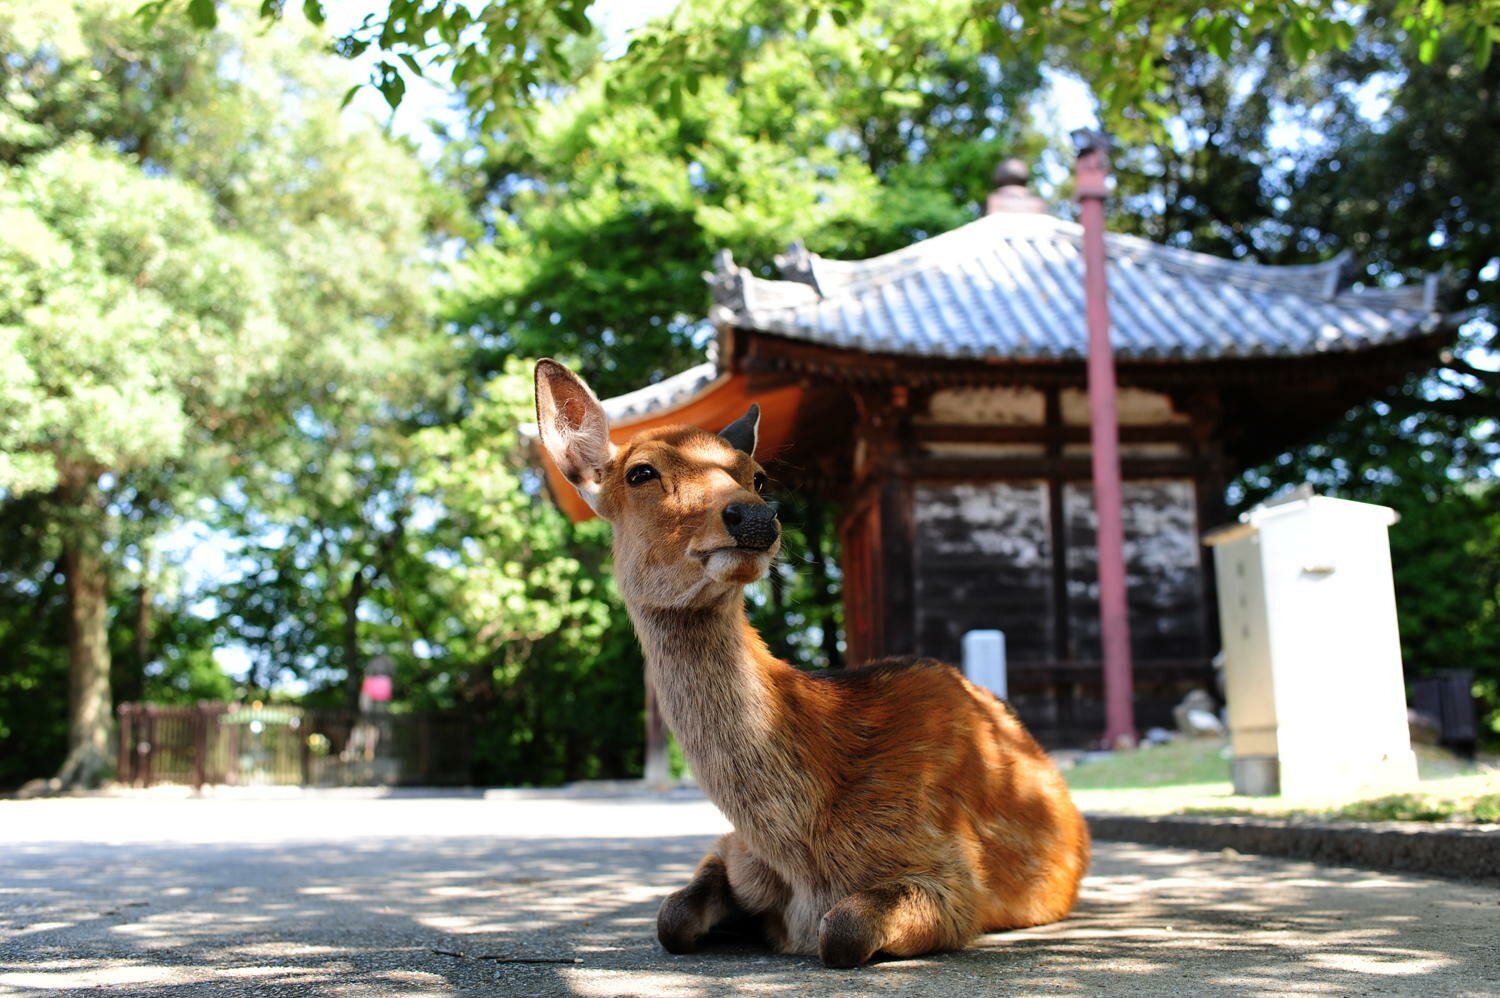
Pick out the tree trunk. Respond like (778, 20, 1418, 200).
(807, 499, 845, 670)
(343, 569, 365, 712)
(113, 580, 150, 706)
(134, 581, 151, 672)
(56, 530, 114, 788)
(643, 674, 671, 788)
(767, 555, 790, 659)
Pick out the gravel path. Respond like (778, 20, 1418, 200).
(2, 790, 1498, 996)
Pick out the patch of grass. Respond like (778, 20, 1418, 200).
(1062, 738, 1231, 790)
(1332, 791, 1500, 824)
(1062, 737, 1500, 824)
(1413, 744, 1491, 780)
(1334, 793, 1451, 822)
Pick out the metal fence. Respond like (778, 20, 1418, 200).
(116, 702, 474, 789)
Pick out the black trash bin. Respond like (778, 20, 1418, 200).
(1410, 671, 1478, 760)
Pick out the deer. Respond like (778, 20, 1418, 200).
(533, 358, 1090, 968)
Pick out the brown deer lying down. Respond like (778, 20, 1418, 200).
(534, 359, 1089, 967)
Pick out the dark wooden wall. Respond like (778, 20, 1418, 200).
(912, 481, 1055, 665)
(899, 477, 1211, 744)
(1062, 480, 1208, 665)
(738, 332, 1441, 747)
(834, 383, 1220, 746)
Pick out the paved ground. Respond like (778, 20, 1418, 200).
(2, 790, 1498, 997)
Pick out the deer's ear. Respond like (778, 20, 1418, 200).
(718, 404, 760, 457)
(535, 359, 615, 512)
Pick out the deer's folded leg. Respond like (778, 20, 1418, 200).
(720, 832, 792, 952)
(817, 876, 974, 968)
(657, 837, 744, 953)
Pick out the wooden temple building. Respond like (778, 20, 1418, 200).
(541, 170, 1449, 745)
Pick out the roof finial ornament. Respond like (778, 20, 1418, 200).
(705, 250, 747, 324)
(985, 157, 1047, 216)
(776, 241, 816, 287)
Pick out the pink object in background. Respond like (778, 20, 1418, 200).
(360, 675, 393, 703)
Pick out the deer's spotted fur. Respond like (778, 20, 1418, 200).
(535, 359, 1089, 966)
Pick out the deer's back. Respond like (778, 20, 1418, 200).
(767, 657, 1089, 930)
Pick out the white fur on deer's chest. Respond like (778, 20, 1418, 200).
(781, 885, 843, 955)
(725, 827, 847, 955)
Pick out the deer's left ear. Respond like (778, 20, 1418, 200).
(535, 359, 616, 513)
(718, 404, 760, 457)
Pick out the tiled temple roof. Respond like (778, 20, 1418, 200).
(598, 361, 721, 422)
(706, 212, 1442, 362)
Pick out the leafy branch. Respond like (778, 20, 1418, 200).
(140, 0, 1500, 135)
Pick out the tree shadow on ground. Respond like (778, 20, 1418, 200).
(2, 813, 1498, 996)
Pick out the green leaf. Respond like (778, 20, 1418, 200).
(375, 61, 406, 109)
(880, 89, 923, 108)
(1142, 98, 1174, 121)
(186, 0, 219, 30)
(134, 1, 169, 27)
(302, 1, 326, 27)
(1210, 16, 1235, 59)
(554, 2, 592, 34)
(1284, 20, 1311, 61)
(338, 82, 361, 109)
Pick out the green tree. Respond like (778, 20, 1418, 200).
(1262, 24, 1497, 736)
(1103, 5, 1496, 433)
(0, 496, 72, 788)
(0, 0, 448, 786)
(1111, 11, 1500, 737)
(404, 360, 644, 784)
(449, 0, 1045, 397)
(0, 142, 288, 786)
(444, 0, 1048, 689)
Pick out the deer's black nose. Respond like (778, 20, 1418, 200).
(722, 502, 779, 551)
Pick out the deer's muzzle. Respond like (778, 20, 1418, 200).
(721, 502, 779, 552)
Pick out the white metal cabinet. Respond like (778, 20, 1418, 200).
(1204, 493, 1417, 798)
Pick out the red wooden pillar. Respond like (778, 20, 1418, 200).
(1073, 129, 1137, 748)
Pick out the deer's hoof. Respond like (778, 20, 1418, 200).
(818, 906, 879, 968)
(657, 891, 703, 954)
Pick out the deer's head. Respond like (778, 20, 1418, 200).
(534, 359, 780, 610)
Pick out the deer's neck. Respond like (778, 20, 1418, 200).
(631, 600, 803, 819)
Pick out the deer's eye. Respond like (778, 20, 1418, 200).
(753, 472, 767, 494)
(625, 464, 660, 487)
